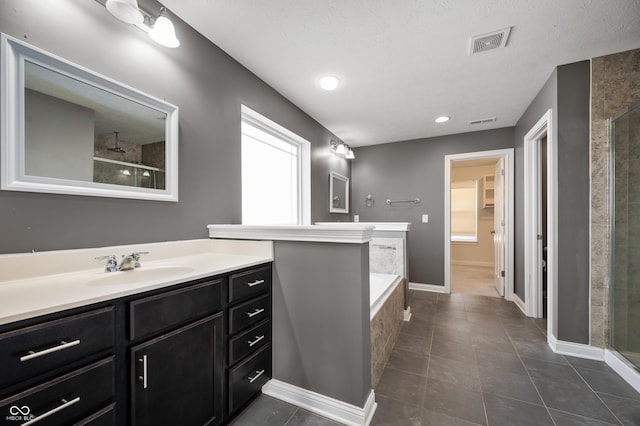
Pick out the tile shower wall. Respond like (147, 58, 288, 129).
(590, 48, 640, 348)
(370, 238, 404, 276)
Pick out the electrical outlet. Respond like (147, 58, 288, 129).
(353, 215, 360, 222)
(421, 214, 429, 223)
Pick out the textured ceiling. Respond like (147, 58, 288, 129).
(160, 0, 640, 147)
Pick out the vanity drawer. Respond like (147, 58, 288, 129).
(73, 403, 116, 426)
(229, 319, 270, 365)
(229, 265, 271, 303)
(0, 307, 114, 389)
(129, 279, 222, 341)
(228, 344, 271, 414)
(0, 357, 114, 426)
(229, 294, 270, 334)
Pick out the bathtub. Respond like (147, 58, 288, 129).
(370, 273, 404, 387)
(370, 273, 403, 320)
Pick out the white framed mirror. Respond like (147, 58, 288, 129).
(1, 33, 179, 201)
(329, 171, 349, 214)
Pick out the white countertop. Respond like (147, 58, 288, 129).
(0, 239, 273, 326)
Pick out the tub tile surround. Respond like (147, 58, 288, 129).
(591, 48, 640, 348)
(0, 239, 273, 325)
(371, 279, 404, 388)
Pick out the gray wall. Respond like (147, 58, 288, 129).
(514, 61, 591, 344)
(351, 128, 514, 285)
(0, 0, 349, 254)
(25, 90, 94, 181)
(513, 70, 558, 302)
(272, 241, 371, 407)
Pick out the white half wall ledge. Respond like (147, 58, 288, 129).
(262, 379, 377, 426)
(207, 224, 374, 244)
(315, 222, 411, 232)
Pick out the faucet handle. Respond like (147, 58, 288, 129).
(95, 255, 118, 272)
(132, 251, 149, 260)
(95, 254, 116, 262)
(131, 251, 149, 268)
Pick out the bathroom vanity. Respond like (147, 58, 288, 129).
(0, 239, 273, 425)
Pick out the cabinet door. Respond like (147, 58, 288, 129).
(130, 314, 223, 426)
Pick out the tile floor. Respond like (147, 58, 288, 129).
(229, 290, 640, 425)
(451, 265, 499, 298)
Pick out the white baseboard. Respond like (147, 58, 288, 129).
(408, 282, 447, 293)
(513, 294, 527, 315)
(605, 350, 640, 394)
(262, 379, 377, 426)
(403, 307, 412, 322)
(451, 260, 494, 268)
(547, 333, 604, 361)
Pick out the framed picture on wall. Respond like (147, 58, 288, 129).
(329, 172, 349, 214)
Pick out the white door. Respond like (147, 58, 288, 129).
(493, 158, 505, 296)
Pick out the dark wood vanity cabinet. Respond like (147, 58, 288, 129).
(0, 262, 272, 426)
(227, 266, 272, 416)
(130, 314, 224, 426)
(127, 278, 225, 426)
(0, 307, 116, 425)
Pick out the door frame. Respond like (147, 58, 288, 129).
(444, 148, 515, 299)
(523, 109, 557, 341)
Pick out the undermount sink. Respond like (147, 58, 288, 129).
(86, 266, 195, 286)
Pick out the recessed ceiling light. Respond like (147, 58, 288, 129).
(435, 116, 450, 123)
(319, 75, 340, 91)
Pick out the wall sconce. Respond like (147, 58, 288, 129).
(99, 0, 180, 48)
(330, 139, 355, 160)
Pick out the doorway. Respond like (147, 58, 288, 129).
(449, 157, 501, 297)
(444, 149, 514, 299)
(523, 109, 557, 342)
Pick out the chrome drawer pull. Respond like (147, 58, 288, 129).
(19, 339, 81, 362)
(247, 335, 265, 347)
(22, 396, 80, 425)
(247, 279, 265, 287)
(247, 369, 265, 383)
(246, 308, 265, 318)
(138, 355, 148, 389)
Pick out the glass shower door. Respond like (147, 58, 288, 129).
(611, 103, 640, 369)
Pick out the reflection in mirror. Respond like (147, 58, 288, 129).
(329, 172, 349, 214)
(2, 33, 178, 201)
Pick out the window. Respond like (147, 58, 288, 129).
(451, 180, 478, 242)
(241, 105, 310, 225)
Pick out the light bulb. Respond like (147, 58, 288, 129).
(149, 9, 180, 48)
(105, 0, 144, 25)
(319, 76, 340, 91)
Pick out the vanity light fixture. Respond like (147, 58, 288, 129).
(319, 75, 340, 91)
(98, 0, 180, 48)
(435, 115, 451, 123)
(121, 169, 131, 176)
(330, 139, 355, 160)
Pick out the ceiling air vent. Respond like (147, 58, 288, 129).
(469, 117, 497, 125)
(469, 27, 511, 55)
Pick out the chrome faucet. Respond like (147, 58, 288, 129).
(95, 251, 149, 272)
(95, 255, 118, 272)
